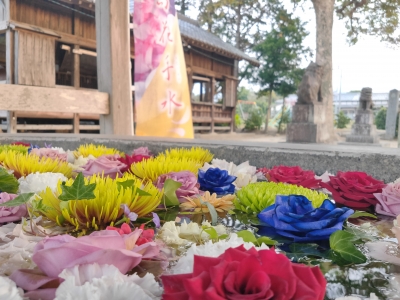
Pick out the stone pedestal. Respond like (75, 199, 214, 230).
(346, 110, 380, 144)
(287, 103, 327, 143)
(385, 89, 399, 140)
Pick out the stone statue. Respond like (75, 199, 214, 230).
(359, 87, 374, 110)
(297, 62, 324, 104)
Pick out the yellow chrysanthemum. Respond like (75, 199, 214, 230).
(2, 151, 72, 179)
(36, 174, 162, 231)
(130, 155, 202, 182)
(162, 147, 213, 165)
(74, 144, 124, 158)
(0, 145, 29, 162)
(180, 192, 236, 213)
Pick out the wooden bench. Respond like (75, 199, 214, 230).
(0, 84, 109, 133)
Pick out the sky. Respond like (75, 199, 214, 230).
(188, 2, 400, 94)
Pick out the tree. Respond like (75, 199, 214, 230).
(197, 0, 281, 81)
(175, 0, 195, 15)
(335, 111, 351, 129)
(251, 10, 310, 133)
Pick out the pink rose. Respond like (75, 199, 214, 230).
(30, 148, 67, 162)
(82, 155, 127, 179)
(132, 147, 152, 157)
(0, 192, 27, 223)
(374, 182, 400, 217)
(156, 171, 201, 202)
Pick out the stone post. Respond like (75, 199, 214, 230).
(385, 89, 399, 140)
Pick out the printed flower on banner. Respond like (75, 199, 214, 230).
(320, 171, 386, 210)
(374, 181, 400, 217)
(162, 246, 326, 300)
(257, 195, 354, 242)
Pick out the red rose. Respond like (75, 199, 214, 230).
(161, 246, 326, 300)
(260, 166, 321, 189)
(118, 154, 151, 173)
(320, 171, 386, 210)
(11, 142, 30, 147)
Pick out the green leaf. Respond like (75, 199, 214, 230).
(31, 198, 53, 213)
(0, 192, 34, 207)
(344, 226, 378, 242)
(237, 230, 258, 244)
(348, 211, 377, 219)
(59, 173, 96, 201)
(162, 179, 182, 207)
(0, 168, 19, 194)
(116, 180, 151, 196)
(286, 243, 328, 261)
(329, 230, 367, 265)
(202, 226, 218, 240)
(218, 234, 229, 240)
(201, 200, 218, 226)
(257, 236, 278, 246)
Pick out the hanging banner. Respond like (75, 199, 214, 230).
(133, 0, 194, 138)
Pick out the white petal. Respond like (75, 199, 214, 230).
(0, 276, 24, 300)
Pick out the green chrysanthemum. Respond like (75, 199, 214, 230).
(235, 182, 327, 214)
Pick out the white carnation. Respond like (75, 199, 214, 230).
(18, 172, 67, 194)
(55, 264, 162, 300)
(0, 276, 24, 300)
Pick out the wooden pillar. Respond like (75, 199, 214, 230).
(95, 0, 133, 135)
(210, 78, 215, 133)
(6, 29, 16, 133)
(72, 45, 80, 134)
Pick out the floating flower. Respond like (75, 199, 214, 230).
(258, 195, 354, 242)
(82, 155, 127, 179)
(180, 191, 235, 213)
(260, 165, 321, 189)
(18, 172, 67, 194)
(320, 171, 386, 210)
(201, 159, 257, 189)
(198, 168, 236, 195)
(0, 276, 24, 300)
(132, 147, 152, 157)
(131, 156, 202, 182)
(74, 144, 123, 158)
(163, 146, 213, 165)
(118, 154, 151, 173)
(0, 193, 27, 224)
(1, 151, 72, 179)
(158, 220, 227, 245)
(36, 174, 162, 230)
(106, 223, 132, 235)
(55, 264, 163, 300)
(391, 215, 400, 245)
(235, 182, 327, 214)
(0, 145, 28, 163)
(162, 246, 326, 300)
(155, 171, 200, 202)
(374, 181, 400, 217)
(170, 233, 269, 274)
(30, 148, 68, 162)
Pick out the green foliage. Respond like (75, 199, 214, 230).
(348, 211, 377, 219)
(234, 182, 327, 214)
(375, 107, 386, 129)
(237, 86, 250, 100)
(59, 173, 96, 201)
(235, 113, 242, 127)
(237, 230, 278, 246)
(335, 111, 351, 129)
(285, 243, 329, 261)
(162, 179, 182, 207)
(0, 168, 19, 194)
(116, 180, 151, 196)
(244, 107, 264, 131)
(0, 193, 34, 207)
(329, 230, 367, 265)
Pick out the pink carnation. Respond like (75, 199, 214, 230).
(0, 192, 27, 223)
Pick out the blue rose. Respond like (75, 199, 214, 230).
(257, 195, 354, 242)
(198, 168, 236, 196)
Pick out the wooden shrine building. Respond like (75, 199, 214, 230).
(0, 0, 258, 134)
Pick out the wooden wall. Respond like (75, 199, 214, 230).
(186, 48, 234, 78)
(15, 0, 96, 41)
